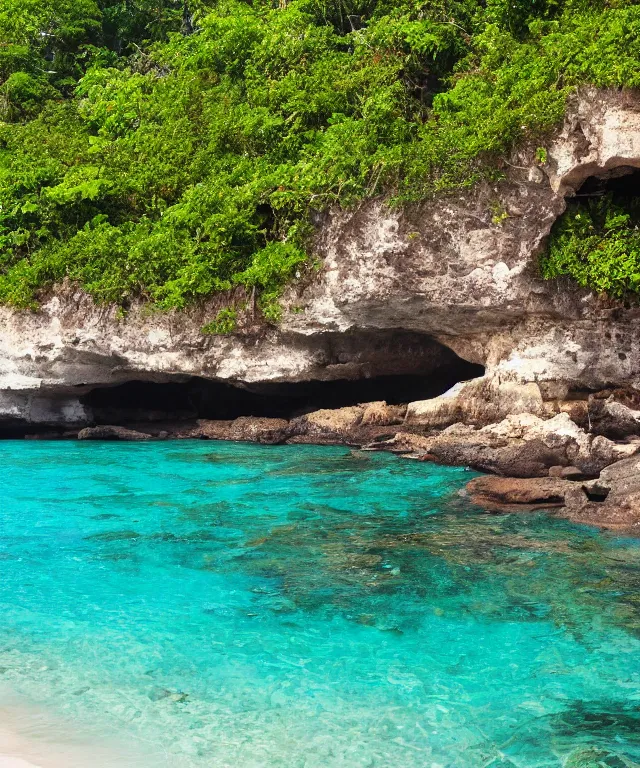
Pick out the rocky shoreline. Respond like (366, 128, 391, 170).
(3, 88, 640, 534)
(57, 387, 640, 534)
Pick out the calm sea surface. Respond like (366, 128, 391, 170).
(0, 441, 638, 767)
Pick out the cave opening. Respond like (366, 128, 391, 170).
(574, 166, 640, 200)
(544, 165, 640, 294)
(4, 330, 486, 437)
(565, 165, 640, 230)
(582, 485, 610, 504)
(80, 354, 484, 427)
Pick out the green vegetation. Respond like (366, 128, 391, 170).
(542, 190, 640, 299)
(2, 1, 640, 318)
(201, 306, 238, 334)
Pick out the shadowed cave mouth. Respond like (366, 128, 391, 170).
(563, 165, 640, 227)
(573, 165, 640, 199)
(545, 165, 640, 293)
(78, 337, 484, 426)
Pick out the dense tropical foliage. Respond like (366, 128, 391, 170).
(1, 0, 640, 317)
(543, 192, 640, 299)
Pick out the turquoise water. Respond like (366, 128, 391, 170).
(0, 441, 639, 767)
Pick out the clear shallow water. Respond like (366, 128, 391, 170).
(0, 441, 638, 768)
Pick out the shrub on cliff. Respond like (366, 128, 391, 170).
(1, 0, 640, 313)
(543, 192, 640, 299)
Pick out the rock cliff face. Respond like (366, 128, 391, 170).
(1, 87, 640, 435)
(290, 88, 640, 414)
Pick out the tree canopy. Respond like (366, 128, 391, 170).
(1, 0, 640, 317)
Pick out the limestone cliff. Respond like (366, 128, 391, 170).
(1, 88, 640, 435)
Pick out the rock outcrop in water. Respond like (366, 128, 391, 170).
(2, 88, 640, 528)
(467, 454, 640, 532)
(78, 425, 152, 441)
(409, 413, 638, 478)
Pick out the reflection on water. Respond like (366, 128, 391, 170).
(0, 441, 638, 767)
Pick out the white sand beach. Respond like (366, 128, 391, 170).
(0, 719, 155, 768)
(0, 755, 41, 768)
(0, 725, 42, 768)
(0, 695, 157, 768)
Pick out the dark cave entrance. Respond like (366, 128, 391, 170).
(574, 166, 640, 199)
(564, 165, 640, 227)
(4, 330, 485, 437)
(80, 354, 484, 426)
(545, 165, 640, 293)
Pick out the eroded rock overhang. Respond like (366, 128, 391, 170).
(0, 325, 484, 432)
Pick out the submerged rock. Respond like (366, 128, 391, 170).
(467, 476, 572, 513)
(564, 747, 631, 768)
(148, 686, 189, 703)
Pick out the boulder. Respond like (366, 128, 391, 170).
(289, 402, 417, 445)
(588, 395, 640, 439)
(228, 416, 291, 444)
(406, 379, 547, 430)
(363, 432, 432, 455)
(406, 380, 640, 445)
(299, 405, 364, 436)
(565, 454, 640, 531)
(468, 453, 640, 531)
(78, 425, 151, 441)
(289, 405, 364, 444)
(416, 413, 637, 477)
(188, 417, 291, 444)
(548, 465, 586, 480)
(467, 476, 573, 513)
(360, 401, 406, 426)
